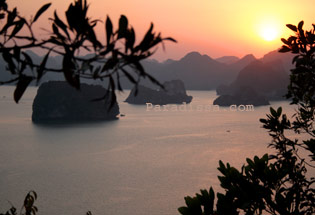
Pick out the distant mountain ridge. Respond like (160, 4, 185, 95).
(261, 50, 294, 72)
(136, 52, 260, 90)
(215, 56, 240, 64)
(0, 49, 294, 91)
(216, 59, 289, 100)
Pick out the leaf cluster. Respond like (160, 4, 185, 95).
(0, 0, 176, 104)
(1, 191, 37, 215)
(279, 21, 315, 108)
(178, 187, 215, 215)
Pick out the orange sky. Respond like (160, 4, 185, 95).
(9, 0, 315, 61)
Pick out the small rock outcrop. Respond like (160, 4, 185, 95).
(213, 86, 270, 106)
(125, 80, 193, 105)
(32, 81, 119, 123)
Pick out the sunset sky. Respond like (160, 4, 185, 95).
(9, 0, 315, 61)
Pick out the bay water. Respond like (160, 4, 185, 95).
(0, 86, 303, 215)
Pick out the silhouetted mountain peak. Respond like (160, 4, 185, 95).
(261, 50, 287, 62)
(180, 51, 213, 63)
(236, 59, 288, 95)
(227, 54, 257, 72)
(145, 58, 160, 64)
(163, 59, 176, 65)
(241, 54, 256, 61)
(215, 56, 240, 64)
(238, 60, 272, 78)
(183, 51, 202, 59)
(241, 59, 286, 77)
(217, 58, 289, 100)
(261, 49, 294, 73)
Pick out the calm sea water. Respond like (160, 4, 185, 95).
(0, 85, 308, 215)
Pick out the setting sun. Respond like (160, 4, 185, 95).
(256, 17, 282, 42)
(260, 26, 279, 41)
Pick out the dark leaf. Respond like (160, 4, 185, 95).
(109, 75, 117, 109)
(118, 15, 128, 39)
(37, 50, 51, 84)
(52, 23, 65, 40)
(145, 72, 164, 89)
(65, 2, 77, 31)
(33, 3, 51, 23)
(22, 52, 34, 69)
(30, 191, 37, 200)
(0, 8, 17, 34)
(260, 118, 267, 123)
(279, 45, 291, 53)
(184, 197, 202, 215)
(7, 8, 17, 24)
(291, 44, 299, 53)
(178, 207, 190, 215)
(270, 107, 277, 117)
(9, 206, 17, 215)
(63, 52, 80, 89)
(292, 55, 300, 64)
(14, 75, 33, 103)
(298, 20, 304, 32)
(121, 68, 136, 84)
(102, 57, 118, 72)
(281, 38, 290, 45)
(0, 0, 7, 10)
(125, 27, 135, 53)
(116, 72, 123, 91)
(105, 16, 113, 45)
(133, 61, 145, 76)
(53, 11, 70, 40)
(277, 107, 282, 116)
(48, 36, 64, 46)
(87, 27, 101, 49)
(287, 36, 297, 44)
(19, 61, 27, 74)
(286, 24, 297, 32)
(66, 0, 88, 34)
(2, 49, 16, 74)
(163, 37, 177, 43)
(92, 66, 101, 79)
(13, 46, 20, 62)
(135, 23, 154, 52)
(99, 44, 114, 56)
(209, 187, 215, 203)
(0, 21, 10, 34)
(9, 19, 25, 40)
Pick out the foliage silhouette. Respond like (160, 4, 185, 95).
(178, 21, 315, 215)
(0, 0, 176, 105)
(0, 191, 37, 215)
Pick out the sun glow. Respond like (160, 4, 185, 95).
(260, 26, 278, 41)
(257, 18, 281, 42)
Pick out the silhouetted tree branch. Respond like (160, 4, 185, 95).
(0, 0, 176, 105)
